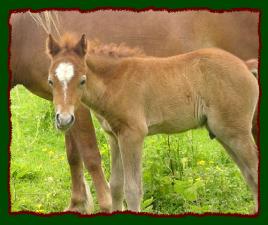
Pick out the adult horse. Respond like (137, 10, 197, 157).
(46, 33, 258, 212)
(10, 10, 259, 213)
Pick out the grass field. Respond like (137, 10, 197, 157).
(10, 85, 254, 214)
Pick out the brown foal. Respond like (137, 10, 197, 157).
(46, 34, 258, 212)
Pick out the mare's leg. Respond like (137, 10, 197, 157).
(12, 83, 110, 212)
(207, 111, 258, 213)
(65, 131, 93, 213)
(117, 129, 146, 212)
(12, 84, 93, 213)
(71, 104, 112, 212)
(109, 134, 124, 211)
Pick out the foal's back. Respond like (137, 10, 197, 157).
(115, 48, 258, 135)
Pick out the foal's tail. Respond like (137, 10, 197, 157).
(245, 58, 258, 79)
(28, 11, 62, 40)
(244, 58, 259, 144)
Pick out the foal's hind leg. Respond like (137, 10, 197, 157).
(71, 105, 112, 212)
(217, 138, 258, 212)
(207, 114, 258, 213)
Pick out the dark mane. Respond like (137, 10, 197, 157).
(59, 33, 145, 58)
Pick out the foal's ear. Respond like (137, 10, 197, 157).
(47, 34, 61, 57)
(74, 34, 87, 57)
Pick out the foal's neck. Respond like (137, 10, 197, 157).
(83, 54, 123, 114)
(86, 54, 122, 76)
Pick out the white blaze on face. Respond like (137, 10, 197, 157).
(55, 62, 74, 103)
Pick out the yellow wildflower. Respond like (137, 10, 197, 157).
(197, 160, 206, 166)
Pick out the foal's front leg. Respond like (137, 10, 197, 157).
(109, 134, 124, 211)
(118, 129, 146, 212)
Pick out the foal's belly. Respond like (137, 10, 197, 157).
(147, 116, 200, 136)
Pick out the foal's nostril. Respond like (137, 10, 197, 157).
(55, 113, 75, 129)
(56, 113, 61, 124)
(70, 115, 75, 124)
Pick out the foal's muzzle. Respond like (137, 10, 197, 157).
(55, 112, 75, 131)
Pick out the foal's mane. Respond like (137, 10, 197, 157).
(59, 33, 145, 58)
(88, 39, 145, 58)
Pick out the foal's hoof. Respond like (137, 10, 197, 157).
(99, 193, 112, 213)
(99, 202, 112, 213)
(64, 199, 94, 214)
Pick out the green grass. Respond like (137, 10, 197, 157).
(10, 85, 254, 214)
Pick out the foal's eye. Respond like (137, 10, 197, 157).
(80, 80, 86, 85)
(80, 79, 86, 85)
(80, 75, 87, 86)
(48, 79, 54, 86)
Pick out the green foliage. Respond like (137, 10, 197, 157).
(10, 86, 254, 214)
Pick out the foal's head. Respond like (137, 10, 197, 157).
(46, 34, 88, 131)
